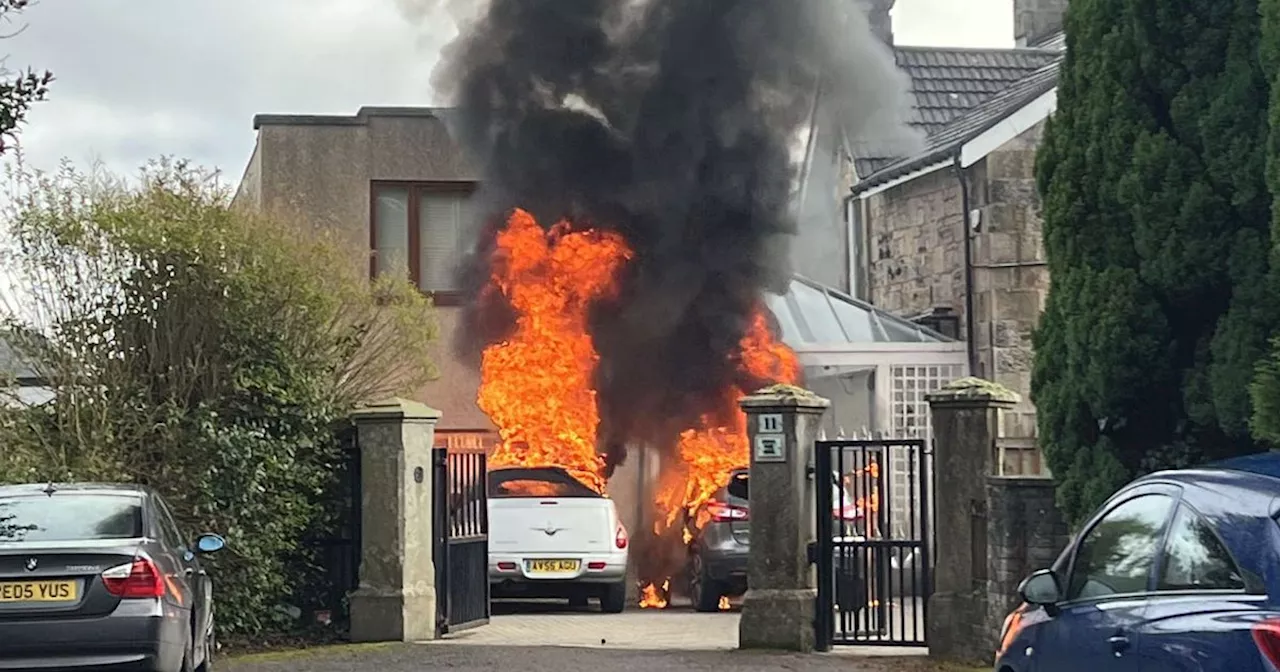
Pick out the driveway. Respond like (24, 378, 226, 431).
(437, 606, 925, 655)
(224, 607, 945, 672)
(443, 608, 741, 650)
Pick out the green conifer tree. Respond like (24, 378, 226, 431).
(1035, 0, 1269, 523)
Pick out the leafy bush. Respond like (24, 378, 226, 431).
(0, 158, 437, 635)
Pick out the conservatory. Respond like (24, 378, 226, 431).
(765, 275, 970, 441)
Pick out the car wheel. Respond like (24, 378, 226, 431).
(689, 554, 723, 613)
(599, 581, 627, 614)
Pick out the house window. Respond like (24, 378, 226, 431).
(371, 182, 476, 303)
(912, 308, 961, 340)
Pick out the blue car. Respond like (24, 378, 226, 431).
(995, 452, 1280, 671)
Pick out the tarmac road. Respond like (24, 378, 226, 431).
(222, 643, 961, 672)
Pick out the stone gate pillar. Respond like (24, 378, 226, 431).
(925, 378, 1018, 662)
(737, 384, 830, 652)
(348, 398, 442, 643)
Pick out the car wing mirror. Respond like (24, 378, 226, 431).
(1018, 568, 1063, 615)
(195, 533, 227, 554)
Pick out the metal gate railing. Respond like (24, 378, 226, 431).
(432, 445, 490, 636)
(815, 438, 933, 650)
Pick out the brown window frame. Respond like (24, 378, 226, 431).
(369, 180, 478, 307)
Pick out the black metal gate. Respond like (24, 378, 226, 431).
(303, 423, 362, 628)
(432, 445, 490, 636)
(815, 438, 933, 649)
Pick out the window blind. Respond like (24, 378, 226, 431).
(373, 187, 410, 277)
(419, 191, 470, 291)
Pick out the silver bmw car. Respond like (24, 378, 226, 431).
(0, 483, 226, 671)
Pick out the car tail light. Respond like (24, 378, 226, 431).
(708, 501, 749, 522)
(587, 561, 607, 570)
(1252, 617, 1280, 665)
(496, 562, 517, 571)
(615, 525, 628, 549)
(102, 557, 165, 599)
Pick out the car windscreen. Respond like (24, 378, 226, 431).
(488, 468, 601, 498)
(0, 494, 144, 543)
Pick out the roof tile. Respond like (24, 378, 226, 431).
(852, 60, 1061, 191)
(847, 33, 1066, 182)
(892, 43, 1061, 135)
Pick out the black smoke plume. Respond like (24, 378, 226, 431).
(430, 0, 919, 471)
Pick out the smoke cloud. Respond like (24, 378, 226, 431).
(435, 0, 921, 470)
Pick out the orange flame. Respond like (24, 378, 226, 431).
(859, 461, 881, 517)
(639, 311, 800, 599)
(497, 480, 572, 498)
(639, 580, 670, 609)
(842, 460, 881, 537)
(475, 209, 802, 608)
(477, 209, 633, 492)
(845, 462, 881, 512)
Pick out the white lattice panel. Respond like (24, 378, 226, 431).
(890, 364, 967, 441)
(886, 364, 964, 544)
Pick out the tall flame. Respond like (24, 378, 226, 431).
(476, 208, 801, 609)
(477, 209, 633, 491)
(640, 311, 800, 608)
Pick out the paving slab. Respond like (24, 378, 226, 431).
(439, 609, 929, 657)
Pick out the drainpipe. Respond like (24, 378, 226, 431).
(954, 154, 979, 376)
(843, 193, 857, 296)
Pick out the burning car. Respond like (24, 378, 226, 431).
(680, 468, 867, 612)
(487, 466, 630, 613)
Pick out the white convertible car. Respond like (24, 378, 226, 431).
(487, 466, 630, 613)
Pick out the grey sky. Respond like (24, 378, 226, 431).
(7, 0, 1012, 180)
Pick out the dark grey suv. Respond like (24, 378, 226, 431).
(683, 469, 751, 612)
(682, 468, 866, 612)
(0, 483, 226, 671)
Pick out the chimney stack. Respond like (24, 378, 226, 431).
(1014, 0, 1068, 47)
(857, 0, 895, 46)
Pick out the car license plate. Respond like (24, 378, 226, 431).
(0, 580, 78, 603)
(526, 559, 580, 574)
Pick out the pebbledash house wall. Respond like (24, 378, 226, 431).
(232, 108, 494, 444)
(861, 122, 1048, 437)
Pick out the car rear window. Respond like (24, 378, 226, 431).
(488, 468, 601, 498)
(0, 494, 144, 543)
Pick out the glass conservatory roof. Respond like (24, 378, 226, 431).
(765, 276, 955, 347)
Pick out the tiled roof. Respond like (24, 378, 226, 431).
(896, 46, 1060, 133)
(852, 40, 1063, 178)
(852, 59, 1061, 193)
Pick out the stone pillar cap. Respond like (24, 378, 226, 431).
(739, 383, 831, 410)
(925, 377, 1021, 405)
(350, 397, 443, 421)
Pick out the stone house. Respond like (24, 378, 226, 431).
(807, 0, 1069, 446)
